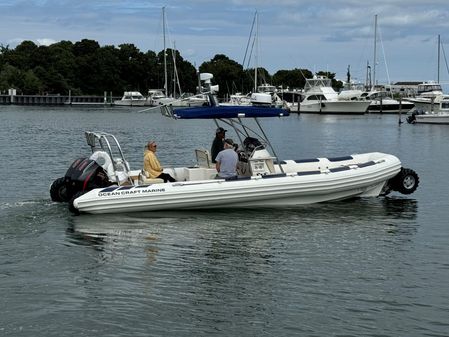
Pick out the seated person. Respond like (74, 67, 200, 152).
(143, 141, 176, 183)
(215, 138, 238, 179)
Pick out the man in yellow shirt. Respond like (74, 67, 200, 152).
(143, 141, 176, 182)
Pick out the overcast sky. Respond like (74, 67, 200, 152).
(1, 0, 448, 87)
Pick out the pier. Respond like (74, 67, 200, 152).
(0, 91, 120, 106)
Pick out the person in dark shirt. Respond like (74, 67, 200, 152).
(211, 127, 227, 163)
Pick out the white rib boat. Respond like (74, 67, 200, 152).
(50, 97, 419, 214)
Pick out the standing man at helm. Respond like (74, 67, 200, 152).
(211, 127, 227, 163)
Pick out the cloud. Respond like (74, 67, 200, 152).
(0, 0, 448, 83)
(36, 38, 57, 46)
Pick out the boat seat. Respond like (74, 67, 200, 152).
(195, 149, 214, 168)
(139, 170, 164, 184)
(141, 178, 164, 184)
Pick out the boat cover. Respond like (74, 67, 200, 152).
(173, 106, 290, 119)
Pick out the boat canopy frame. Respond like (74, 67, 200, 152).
(160, 102, 287, 173)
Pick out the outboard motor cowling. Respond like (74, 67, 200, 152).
(50, 157, 112, 203)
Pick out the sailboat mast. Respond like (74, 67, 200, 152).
(163, 7, 168, 96)
(372, 14, 377, 90)
(254, 11, 258, 93)
(173, 42, 176, 98)
(438, 34, 440, 83)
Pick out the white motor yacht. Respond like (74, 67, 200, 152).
(407, 95, 449, 124)
(50, 96, 419, 214)
(405, 82, 445, 113)
(113, 91, 147, 106)
(340, 90, 414, 114)
(146, 89, 208, 107)
(287, 76, 370, 114)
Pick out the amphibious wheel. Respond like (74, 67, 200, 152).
(50, 177, 69, 202)
(391, 168, 419, 195)
(68, 191, 83, 215)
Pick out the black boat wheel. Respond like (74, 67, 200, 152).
(391, 168, 419, 195)
(50, 177, 69, 202)
(68, 191, 83, 215)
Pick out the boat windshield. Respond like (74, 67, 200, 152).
(417, 84, 442, 94)
(305, 77, 332, 91)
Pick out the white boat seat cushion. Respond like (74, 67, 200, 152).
(140, 170, 164, 184)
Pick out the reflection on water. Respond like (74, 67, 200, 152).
(59, 196, 428, 336)
(67, 197, 418, 248)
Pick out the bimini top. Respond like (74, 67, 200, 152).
(172, 105, 290, 119)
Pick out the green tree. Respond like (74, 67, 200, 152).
(0, 64, 22, 91)
(161, 48, 198, 96)
(73, 39, 101, 94)
(144, 50, 159, 91)
(273, 68, 313, 89)
(22, 69, 43, 94)
(0, 38, 337, 97)
(8, 41, 38, 70)
(47, 41, 76, 86)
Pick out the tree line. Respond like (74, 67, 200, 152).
(0, 39, 342, 98)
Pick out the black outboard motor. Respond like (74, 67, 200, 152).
(406, 112, 418, 124)
(50, 157, 112, 203)
(407, 110, 426, 124)
(243, 137, 264, 152)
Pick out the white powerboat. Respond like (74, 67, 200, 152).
(407, 95, 449, 124)
(146, 89, 208, 107)
(50, 96, 419, 214)
(339, 90, 414, 114)
(145, 89, 173, 106)
(222, 84, 285, 108)
(113, 91, 147, 106)
(405, 82, 445, 113)
(287, 76, 370, 114)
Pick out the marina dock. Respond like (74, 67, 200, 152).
(0, 92, 120, 106)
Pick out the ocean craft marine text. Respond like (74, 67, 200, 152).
(98, 188, 165, 197)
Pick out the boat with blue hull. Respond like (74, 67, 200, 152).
(50, 96, 419, 214)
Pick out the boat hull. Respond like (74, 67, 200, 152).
(367, 101, 414, 114)
(415, 113, 449, 124)
(298, 101, 370, 114)
(405, 97, 447, 113)
(114, 100, 146, 106)
(74, 153, 402, 214)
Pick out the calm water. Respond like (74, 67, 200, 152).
(1, 105, 448, 336)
